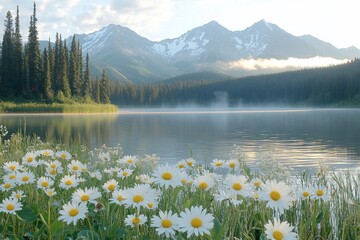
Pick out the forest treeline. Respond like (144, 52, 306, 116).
(111, 59, 360, 106)
(0, 3, 111, 104)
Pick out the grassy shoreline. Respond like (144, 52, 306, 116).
(0, 102, 118, 113)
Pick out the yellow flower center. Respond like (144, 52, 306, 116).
(191, 217, 203, 228)
(65, 180, 73, 185)
(15, 194, 21, 199)
(132, 217, 141, 225)
(22, 176, 30, 182)
(72, 166, 79, 171)
(27, 157, 33, 162)
(199, 182, 208, 190)
(232, 183, 242, 191)
(178, 164, 184, 169)
(273, 230, 284, 240)
(316, 189, 324, 196)
(148, 203, 154, 208)
(50, 163, 56, 168)
(133, 195, 144, 203)
(187, 162, 193, 166)
(254, 193, 259, 200)
(69, 208, 79, 217)
(270, 191, 281, 201)
(215, 162, 222, 166)
(81, 195, 90, 201)
(122, 172, 128, 176)
(44, 152, 50, 156)
(303, 191, 310, 197)
(61, 153, 67, 159)
(161, 219, 172, 228)
(254, 181, 261, 187)
(127, 159, 133, 163)
(4, 183, 11, 188)
(9, 175, 16, 179)
(229, 162, 236, 168)
(42, 182, 49, 187)
(6, 204, 15, 211)
(107, 184, 116, 191)
(162, 172, 172, 180)
(50, 169, 57, 175)
(181, 179, 187, 185)
(9, 165, 16, 171)
(117, 195, 123, 201)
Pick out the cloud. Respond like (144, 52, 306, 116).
(221, 57, 349, 71)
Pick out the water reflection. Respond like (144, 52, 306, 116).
(1, 109, 360, 171)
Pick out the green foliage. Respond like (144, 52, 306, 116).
(100, 69, 111, 104)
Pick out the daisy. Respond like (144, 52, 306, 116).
(103, 179, 118, 193)
(89, 171, 103, 180)
(0, 197, 23, 215)
(178, 206, 214, 238)
(153, 164, 182, 189)
(46, 160, 62, 169)
(250, 178, 263, 189)
(259, 180, 294, 214)
(210, 159, 225, 170)
(44, 188, 57, 197)
(110, 189, 127, 205)
(297, 185, 312, 200)
(59, 175, 79, 190)
(264, 218, 297, 240)
(41, 149, 55, 158)
(56, 150, 72, 160)
(22, 151, 39, 167)
(184, 158, 196, 167)
(72, 187, 102, 204)
(179, 171, 192, 186)
(2, 172, 18, 182)
(136, 174, 155, 184)
(146, 199, 159, 210)
(176, 160, 187, 169)
(124, 184, 158, 209)
(45, 166, 63, 178)
(124, 213, 147, 227)
(118, 168, 133, 179)
(18, 171, 36, 185)
(37, 176, 54, 189)
(0, 180, 16, 192)
(193, 175, 215, 191)
(119, 155, 138, 166)
(151, 210, 180, 238)
(68, 160, 84, 174)
(11, 190, 25, 200)
(224, 174, 251, 197)
(3, 161, 23, 172)
(214, 190, 243, 206)
(98, 152, 111, 161)
(58, 201, 88, 225)
(312, 186, 330, 201)
(225, 159, 240, 171)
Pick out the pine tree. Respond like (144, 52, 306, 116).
(83, 53, 92, 98)
(1, 11, 15, 98)
(47, 39, 55, 93)
(59, 37, 71, 97)
(100, 69, 111, 104)
(42, 48, 53, 101)
(93, 76, 100, 103)
(27, 2, 42, 97)
(69, 35, 81, 96)
(14, 6, 24, 96)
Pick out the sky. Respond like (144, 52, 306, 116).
(0, 0, 359, 49)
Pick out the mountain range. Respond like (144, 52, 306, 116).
(68, 20, 360, 83)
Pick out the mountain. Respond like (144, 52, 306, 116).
(73, 20, 360, 82)
(160, 71, 233, 84)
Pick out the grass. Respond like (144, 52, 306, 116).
(0, 131, 359, 239)
(0, 102, 118, 113)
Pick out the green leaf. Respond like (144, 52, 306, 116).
(117, 228, 127, 238)
(33, 225, 47, 239)
(316, 211, 324, 224)
(17, 207, 37, 222)
(260, 233, 267, 240)
(210, 218, 223, 240)
(50, 220, 65, 236)
(77, 230, 100, 240)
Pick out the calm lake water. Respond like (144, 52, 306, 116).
(1, 108, 360, 172)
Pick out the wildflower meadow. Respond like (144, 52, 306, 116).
(0, 126, 359, 239)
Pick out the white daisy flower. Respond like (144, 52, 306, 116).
(58, 201, 88, 225)
(225, 159, 240, 171)
(297, 185, 312, 200)
(41, 149, 55, 158)
(193, 175, 215, 191)
(0, 197, 23, 215)
(89, 171, 102, 180)
(153, 164, 182, 189)
(119, 155, 138, 166)
(56, 150, 72, 160)
(117, 168, 133, 179)
(103, 179, 118, 193)
(259, 180, 294, 214)
(72, 187, 102, 204)
(312, 186, 330, 201)
(124, 213, 147, 227)
(179, 171, 192, 186)
(250, 178, 263, 189)
(151, 210, 180, 238)
(22, 151, 39, 167)
(178, 206, 214, 238)
(0, 180, 16, 192)
(214, 189, 243, 206)
(3, 161, 23, 172)
(11, 190, 25, 200)
(45, 166, 63, 178)
(59, 175, 79, 190)
(68, 160, 84, 174)
(264, 218, 297, 240)
(98, 152, 111, 161)
(110, 189, 127, 205)
(37, 176, 54, 189)
(124, 184, 158, 209)
(44, 188, 57, 197)
(18, 171, 36, 185)
(184, 158, 196, 167)
(2, 172, 18, 182)
(46, 160, 62, 169)
(210, 159, 225, 169)
(176, 160, 187, 169)
(146, 199, 159, 210)
(136, 174, 155, 184)
(224, 174, 251, 197)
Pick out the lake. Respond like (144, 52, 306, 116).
(1, 108, 360, 172)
